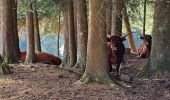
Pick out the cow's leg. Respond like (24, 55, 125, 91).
(116, 64, 120, 77)
(116, 57, 123, 77)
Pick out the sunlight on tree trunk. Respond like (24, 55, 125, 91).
(122, 0, 137, 54)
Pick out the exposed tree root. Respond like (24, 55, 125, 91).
(60, 62, 70, 68)
(137, 59, 156, 78)
(73, 63, 85, 72)
(56, 66, 82, 76)
(74, 72, 132, 90)
(75, 73, 114, 84)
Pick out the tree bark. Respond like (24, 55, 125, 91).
(0, 1, 3, 56)
(1, 0, 17, 63)
(25, 7, 36, 63)
(0, 1, 3, 58)
(78, 0, 112, 84)
(74, 0, 88, 71)
(140, 0, 170, 78)
(68, 0, 77, 67)
(122, 0, 137, 54)
(111, 0, 123, 36)
(74, 0, 77, 45)
(57, 11, 61, 57)
(106, 0, 112, 35)
(61, 4, 70, 67)
(33, 3, 41, 53)
(12, 0, 20, 61)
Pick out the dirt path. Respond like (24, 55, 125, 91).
(0, 56, 170, 100)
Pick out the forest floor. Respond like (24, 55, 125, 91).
(0, 55, 170, 100)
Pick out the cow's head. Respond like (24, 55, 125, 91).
(140, 35, 152, 46)
(107, 35, 126, 51)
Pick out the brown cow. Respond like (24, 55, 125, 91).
(138, 35, 152, 58)
(107, 35, 126, 76)
(20, 51, 62, 65)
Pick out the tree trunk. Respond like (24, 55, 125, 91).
(140, 0, 170, 78)
(68, 0, 77, 67)
(1, 0, 17, 63)
(78, 0, 112, 84)
(106, 0, 112, 35)
(0, 2, 2, 56)
(25, 8, 36, 63)
(61, 4, 70, 67)
(143, 0, 147, 36)
(57, 11, 61, 57)
(74, 0, 88, 71)
(12, 0, 20, 61)
(111, 0, 123, 36)
(122, 0, 137, 54)
(74, 0, 77, 45)
(33, 3, 41, 53)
